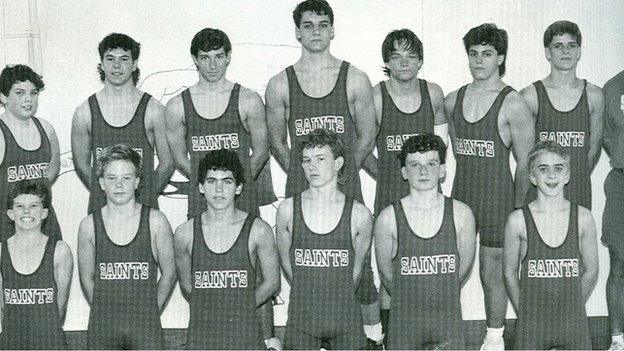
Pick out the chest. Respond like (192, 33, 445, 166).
(461, 89, 500, 123)
(387, 89, 422, 114)
(98, 99, 140, 127)
(403, 205, 444, 239)
(301, 201, 345, 234)
(103, 214, 141, 246)
(4, 122, 43, 151)
(543, 85, 584, 112)
(191, 90, 236, 120)
(531, 211, 570, 247)
(295, 69, 342, 98)
(8, 241, 46, 274)
(201, 222, 245, 254)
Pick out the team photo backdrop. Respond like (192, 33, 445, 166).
(1, 0, 623, 330)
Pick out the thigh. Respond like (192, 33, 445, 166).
(284, 326, 321, 350)
(332, 326, 367, 350)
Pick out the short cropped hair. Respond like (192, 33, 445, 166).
(97, 143, 143, 179)
(398, 133, 447, 167)
(381, 29, 423, 76)
(528, 140, 571, 171)
(0, 65, 45, 100)
(293, 0, 334, 28)
(97, 33, 141, 85)
(463, 23, 508, 76)
(7, 180, 51, 209)
(543, 20, 582, 47)
(190, 28, 232, 57)
(299, 128, 346, 162)
(197, 149, 246, 186)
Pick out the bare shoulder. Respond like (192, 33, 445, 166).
(506, 208, 526, 232)
(426, 80, 445, 100)
(36, 117, 57, 135)
(346, 64, 372, 86)
(78, 214, 95, 238)
(519, 83, 537, 101)
(164, 93, 184, 113)
(577, 205, 596, 229)
(73, 99, 92, 124)
(149, 208, 171, 227)
(250, 217, 273, 238)
(501, 90, 532, 118)
(372, 82, 382, 96)
(276, 197, 294, 219)
(266, 70, 289, 95)
(375, 204, 396, 227)
(54, 240, 73, 259)
(444, 88, 461, 110)
(238, 85, 264, 108)
(146, 96, 166, 115)
(174, 218, 194, 237)
(352, 200, 373, 223)
(586, 81, 605, 105)
(451, 199, 474, 219)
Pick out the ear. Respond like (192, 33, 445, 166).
(99, 177, 105, 191)
(235, 183, 243, 195)
(42, 208, 49, 220)
(529, 170, 537, 186)
(330, 26, 335, 40)
(198, 182, 205, 194)
(401, 166, 407, 180)
(497, 54, 505, 66)
(0, 92, 7, 105)
(134, 176, 140, 189)
(439, 164, 446, 180)
(226, 52, 232, 66)
(295, 27, 302, 42)
(563, 168, 571, 185)
(334, 155, 344, 173)
(191, 54, 199, 67)
(7, 208, 14, 222)
(544, 46, 552, 61)
(132, 58, 139, 72)
(417, 58, 423, 71)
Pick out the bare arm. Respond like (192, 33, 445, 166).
(351, 202, 373, 287)
(71, 102, 93, 190)
(503, 210, 525, 312)
(275, 198, 294, 283)
(430, 82, 449, 145)
(444, 90, 460, 153)
(362, 84, 383, 179)
(77, 216, 96, 304)
(373, 206, 396, 295)
(40, 119, 61, 184)
(578, 206, 599, 301)
(453, 200, 476, 285)
(265, 72, 291, 173)
(240, 88, 270, 180)
(250, 219, 280, 307)
(53, 240, 73, 322)
(348, 67, 378, 169)
(164, 95, 191, 178)
(505, 93, 535, 208)
(150, 209, 177, 312)
(173, 220, 193, 300)
(587, 83, 605, 168)
(146, 100, 175, 193)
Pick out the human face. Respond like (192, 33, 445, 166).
(0, 81, 39, 120)
(529, 151, 570, 198)
(468, 44, 504, 81)
(99, 160, 139, 206)
(193, 47, 230, 83)
(296, 11, 334, 53)
(385, 41, 422, 82)
(198, 169, 242, 210)
(7, 194, 48, 231)
(401, 150, 445, 192)
(545, 33, 581, 71)
(301, 145, 343, 188)
(100, 48, 137, 86)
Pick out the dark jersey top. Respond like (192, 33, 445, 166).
(387, 198, 464, 350)
(87, 205, 164, 349)
(0, 117, 61, 241)
(451, 86, 515, 246)
(374, 79, 435, 216)
(515, 204, 591, 350)
(88, 93, 157, 212)
(186, 214, 264, 350)
(285, 61, 363, 203)
(182, 85, 261, 218)
(528, 80, 592, 209)
(287, 194, 362, 336)
(1, 237, 67, 349)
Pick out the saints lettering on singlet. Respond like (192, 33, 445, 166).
(99, 262, 149, 280)
(400, 254, 456, 275)
(4, 288, 54, 305)
(539, 132, 585, 148)
(294, 115, 345, 136)
(95, 147, 143, 158)
(193, 270, 248, 289)
(7, 162, 49, 182)
(527, 258, 579, 278)
(293, 248, 349, 267)
(454, 138, 495, 157)
(190, 133, 240, 151)
(386, 134, 419, 152)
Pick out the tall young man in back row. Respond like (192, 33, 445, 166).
(445, 23, 534, 350)
(72, 33, 174, 213)
(520, 20, 604, 208)
(265, 0, 381, 342)
(365, 30, 448, 338)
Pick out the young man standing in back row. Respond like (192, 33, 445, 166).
(520, 20, 604, 209)
(72, 33, 174, 213)
(265, 1, 381, 342)
(444, 23, 535, 350)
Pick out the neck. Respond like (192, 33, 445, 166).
(404, 188, 443, 208)
(533, 192, 567, 210)
(307, 181, 340, 200)
(202, 204, 238, 222)
(471, 74, 504, 90)
(104, 199, 138, 216)
(0, 111, 31, 125)
(196, 77, 231, 92)
(102, 81, 139, 97)
(13, 227, 44, 238)
(299, 49, 336, 68)
(546, 68, 579, 86)
(388, 76, 419, 92)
